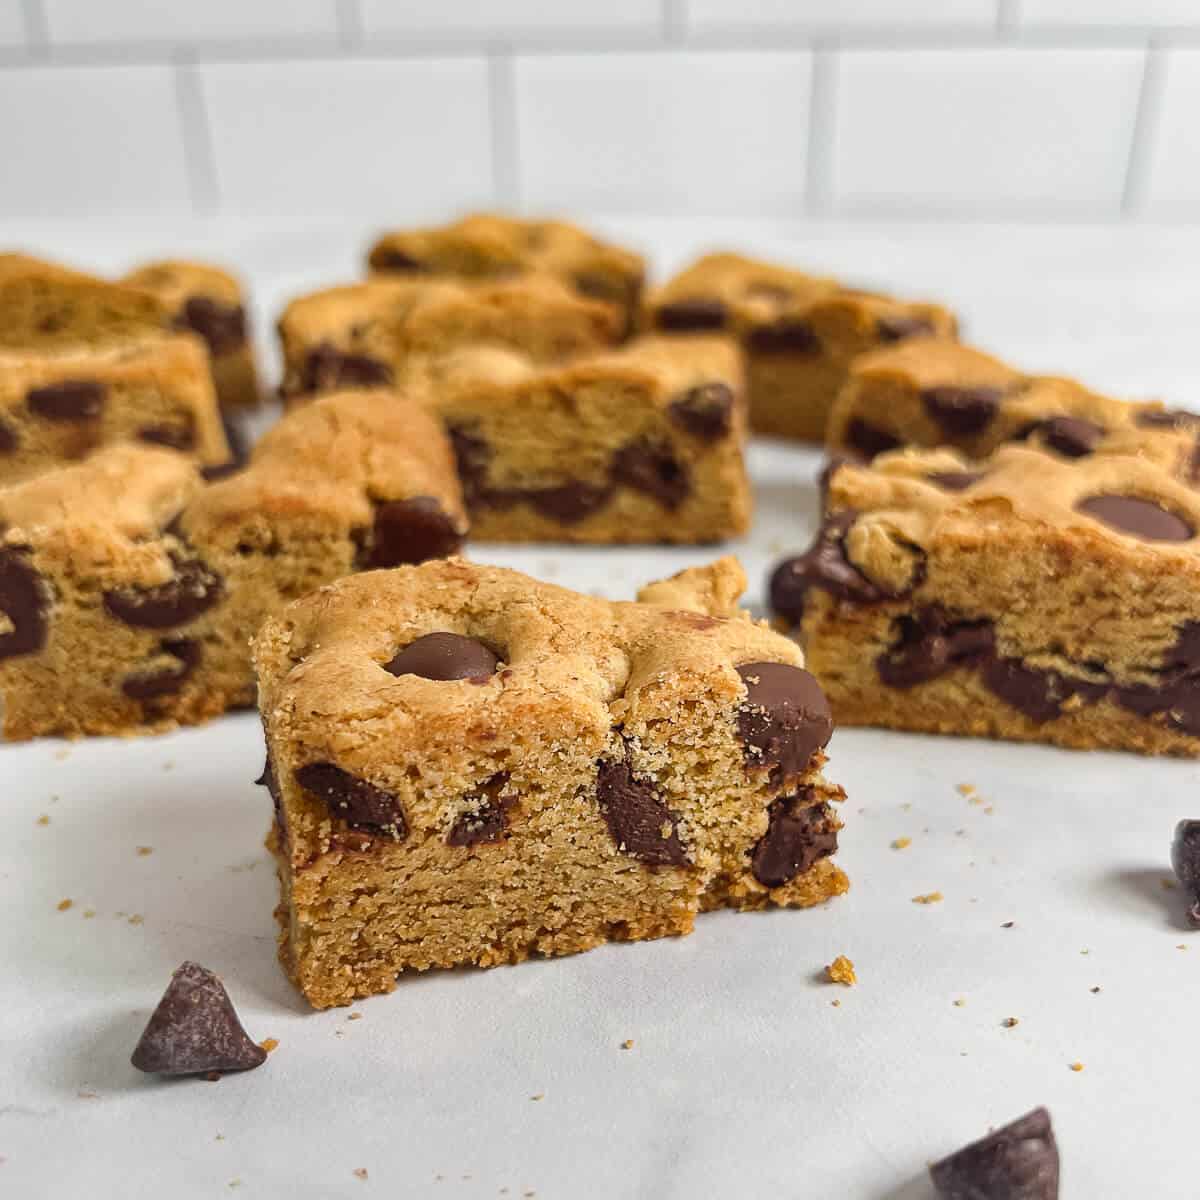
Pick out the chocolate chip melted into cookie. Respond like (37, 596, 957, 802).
(595, 745, 689, 867)
(294, 342, 393, 395)
(610, 440, 691, 510)
(27, 379, 106, 421)
(0, 549, 48, 661)
(371, 248, 429, 273)
(877, 607, 995, 688)
(175, 296, 247, 357)
(295, 762, 408, 839)
(655, 297, 728, 333)
(447, 773, 516, 847)
(121, 639, 202, 700)
(137, 421, 197, 451)
(750, 790, 839, 888)
(668, 382, 734, 441)
(846, 419, 902, 460)
(921, 385, 1004, 437)
(0, 419, 18, 453)
(1037, 415, 1105, 458)
(928, 470, 985, 491)
(746, 319, 819, 355)
(384, 632, 499, 682)
(1076, 494, 1194, 543)
(929, 1107, 1058, 1200)
(354, 496, 464, 569)
(103, 551, 224, 629)
(736, 661, 833, 782)
(876, 314, 935, 343)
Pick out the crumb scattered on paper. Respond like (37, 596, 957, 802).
(530, 1093, 543, 1102)
(136, 846, 153, 856)
(956, 783, 975, 797)
(353, 1168, 368, 1181)
(891, 837, 911, 850)
(128, 914, 144, 926)
(953, 998, 966, 1008)
(260, 1038, 279, 1054)
(35, 815, 49, 826)
(912, 891, 944, 905)
(1091, 986, 1101, 994)
(56, 898, 72, 912)
(825, 956, 856, 986)
(82, 909, 95, 919)
(1001, 921, 1014, 928)
(620, 1039, 634, 1050)
(1069, 1062, 1085, 1073)
(347, 1012, 362, 1021)
(1002, 1017, 1019, 1028)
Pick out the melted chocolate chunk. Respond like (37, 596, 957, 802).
(876, 314, 934, 343)
(104, 552, 224, 629)
(655, 297, 728, 333)
(0, 418, 17, 453)
(0, 549, 48, 661)
(877, 607, 995, 688)
(611, 441, 690, 510)
(295, 762, 407, 838)
(928, 470, 984, 491)
(1037, 415, 1105, 458)
(1165, 621, 1200, 672)
(371, 248, 428, 273)
(929, 1107, 1059, 1200)
(1136, 408, 1200, 430)
(131, 961, 267, 1077)
(746, 319, 819, 355)
(845, 418, 902, 460)
(981, 658, 1106, 724)
(447, 773, 516, 847)
(200, 461, 241, 482)
(354, 496, 464, 569)
(27, 379, 105, 421)
(1172, 819, 1200, 927)
(595, 753, 688, 867)
(121, 639, 202, 700)
(174, 296, 247, 357)
(448, 425, 491, 502)
(921, 385, 1003, 437)
(296, 342, 392, 395)
(137, 422, 196, 452)
(384, 632, 499, 681)
(1076, 494, 1193, 542)
(528, 481, 613, 523)
(668, 382, 735, 441)
(750, 792, 838, 888)
(736, 661, 833, 781)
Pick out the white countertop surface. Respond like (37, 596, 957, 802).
(2, 219, 1199, 1199)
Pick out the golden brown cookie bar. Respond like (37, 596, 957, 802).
(427, 336, 752, 543)
(367, 212, 645, 337)
(123, 260, 262, 410)
(826, 338, 1199, 477)
(0, 390, 466, 740)
(770, 444, 1200, 755)
(253, 557, 848, 1008)
(0, 335, 230, 484)
(643, 252, 957, 442)
(278, 275, 621, 402)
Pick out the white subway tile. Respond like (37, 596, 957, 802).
(1142, 50, 1200, 219)
(42, 0, 340, 44)
(198, 57, 494, 217)
(0, 3, 26, 46)
(686, 0, 995, 34)
(361, 0, 661, 40)
(832, 48, 1145, 219)
(0, 65, 192, 217)
(1019, 0, 1200, 27)
(515, 51, 811, 215)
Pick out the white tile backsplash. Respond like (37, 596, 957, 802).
(832, 48, 1145, 218)
(686, 0, 996, 34)
(198, 57, 494, 218)
(1018, 0, 1200, 27)
(516, 50, 812, 215)
(361, 0, 661, 40)
(0, 64, 192, 217)
(0, 3, 26, 46)
(1142, 49, 1200, 219)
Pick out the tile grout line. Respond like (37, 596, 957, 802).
(662, 0, 687, 44)
(805, 42, 836, 218)
(1122, 40, 1166, 219)
(172, 51, 221, 218)
(488, 48, 521, 211)
(336, 0, 364, 50)
(19, 0, 49, 57)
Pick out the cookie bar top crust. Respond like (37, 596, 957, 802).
(826, 338, 1198, 474)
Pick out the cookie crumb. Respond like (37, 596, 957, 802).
(347, 1011, 363, 1021)
(530, 1093, 543, 1102)
(620, 1039, 634, 1050)
(1161, 877, 1178, 890)
(136, 846, 153, 856)
(82, 909, 95, 919)
(56, 898, 72, 912)
(77, 1090, 98, 1099)
(1177, 943, 1188, 951)
(983, 806, 994, 815)
(953, 998, 966, 1008)
(955, 783, 975, 796)
(912, 891, 944, 905)
(1002, 1017, 1019, 1028)
(1079, 948, 1090, 956)
(35, 814, 49, 826)
(128, 914, 144, 926)
(891, 837, 911, 850)
(825, 955, 856, 986)
(260, 1038, 279, 1054)
(1001, 921, 1014, 928)
(830, 998, 841, 1007)
(54, 747, 70, 761)
(353, 1168, 368, 1181)
(1069, 1062, 1084, 1072)
(1090, 986, 1101, 994)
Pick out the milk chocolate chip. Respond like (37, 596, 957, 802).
(121, 639, 202, 700)
(103, 553, 224, 629)
(355, 496, 464, 569)
(595, 753, 688, 867)
(921, 385, 1003, 437)
(175, 296, 247, 357)
(611, 441, 690, 510)
(447, 773, 516, 847)
(27, 379, 105, 421)
(929, 1107, 1059, 1200)
(295, 762, 407, 838)
(1075, 494, 1193, 542)
(668, 382, 735, 441)
(750, 792, 838, 888)
(384, 632, 499, 682)
(0, 549, 48, 661)
(737, 662, 833, 780)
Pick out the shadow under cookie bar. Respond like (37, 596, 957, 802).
(253, 557, 847, 1009)
(770, 445, 1200, 756)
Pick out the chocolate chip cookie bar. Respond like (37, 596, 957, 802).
(253, 557, 848, 1008)
(278, 275, 621, 402)
(771, 444, 1200, 755)
(429, 336, 751, 543)
(0, 389, 465, 740)
(827, 338, 1199, 476)
(367, 212, 645, 337)
(644, 252, 957, 442)
(0, 335, 231, 484)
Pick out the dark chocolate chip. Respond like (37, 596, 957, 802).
(611, 441, 691, 510)
(928, 470, 984, 492)
(131, 961, 267, 1077)
(370, 248, 429, 273)
(655, 298, 728, 333)
(737, 661, 833, 781)
(121, 639, 202, 700)
(1037, 415, 1105, 458)
(200, 461, 241, 482)
(447, 773, 516, 847)
(1075, 494, 1193, 542)
(668, 382, 735, 441)
(981, 658, 1106, 724)
(877, 607, 995, 688)
(103, 553, 224, 629)
(527, 480, 613, 523)
(295, 762, 407, 838)
(354, 496, 464, 569)
(1165, 621, 1200, 672)
(256, 755, 283, 826)
(0, 419, 17, 453)
(876, 314, 934, 343)
(929, 1107, 1059, 1200)
(27, 379, 105, 421)
(384, 632, 499, 681)
(296, 342, 392, 395)
(594, 754, 688, 867)
(750, 792, 838, 888)
(921, 385, 1003, 437)
(746, 318, 819, 355)
(174, 296, 247, 357)
(1136, 408, 1200, 431)
(845, 418, 902, 460)
(0, 549, 48, 661)
(1171, 819, 1200, 927)
(447, 425, 491, 502)
(137, 422, 196, 452)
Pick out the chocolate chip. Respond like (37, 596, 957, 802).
(447, 773, 516, 847)
(929, 1107, 1059, 1200)
(655, 298, 728, 333)
(1136, 408, 1200, 431)
(877, 607, 995, 688)
(1172, 820, 1200, 927)
(295, 342, 392, 395)
(137, 422, 196, 452)
(131, 961, 266, 1077)
(750, 793, 838, 888)
(295, 762, 407, 838)
(594, 753, 688, 867)
(1075, 494, 1193, 543)
(982, 658, 1105, 724)
(668, 382, 735, 441)
(370, 248, 428, 273)
(448, 425, 490, 502)
(846, 418, 902, 460)
(121, 639, 202, 700)
(174, 296, 247, 357)
(384, 632, 499, 681)
(928, 470, 984, 491)
(921, 385, 1003, 437)
(0, 549, 48, 661)
(0, 419, 17, 453)
(746, 319, 819, 355)
(27, 379, 105, 421)
(104, 553, 224, 629)
(354, 496, 464, 569)
(877, 314, 934, 343)
(1037, 415, 1105, 458)
(737, 662, 833, 781)
(1165, 621, 1200, 672)
(527, 481, 613, 524)
(611, 441, 690, 510)
(200, 461, 241, 482)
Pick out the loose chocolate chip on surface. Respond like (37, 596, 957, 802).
(845, 418, 902, 460)
(668, 382, 735, 441)
(611, 441, 691, 510)
(174, 296, 247, 357)
(27, 379, 105, 421)
(295, 762, 407, 838)
(921, 385, 1003, 437)
(1136, 408, 1200, 430)
(1037, 415, 1105, 458)
(297, 342, 392, 395)
(929, 1106, 1059, 1200)
(928, 470, 985, 491)
(0, 418, 17, 453)
(103, 553, 224, 629)
(131, 961, 267, 1077)
(746, 319, 819, 355)
(137, 422, 196, 452)
(876, 314, 935, 343)
(384, 632, 499, 682)
(121, 639, 202, 700)
(447, 774, 516, 847)
(1171, 820, 1200, 927)
(0, 550, 48, 661)
(1075, 494, 1193, 543)
(655, 297, 728, 333)
(527, 480, 613, 524)
(750, 792, 838, 888)
(737, 662, 833, 781)
(982, 658, 1105, 724)
(371, 248, 429, 273)
(355, 496, 463, 569)
(877, 607, 995, 689)
(595, 755, 689, 867)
